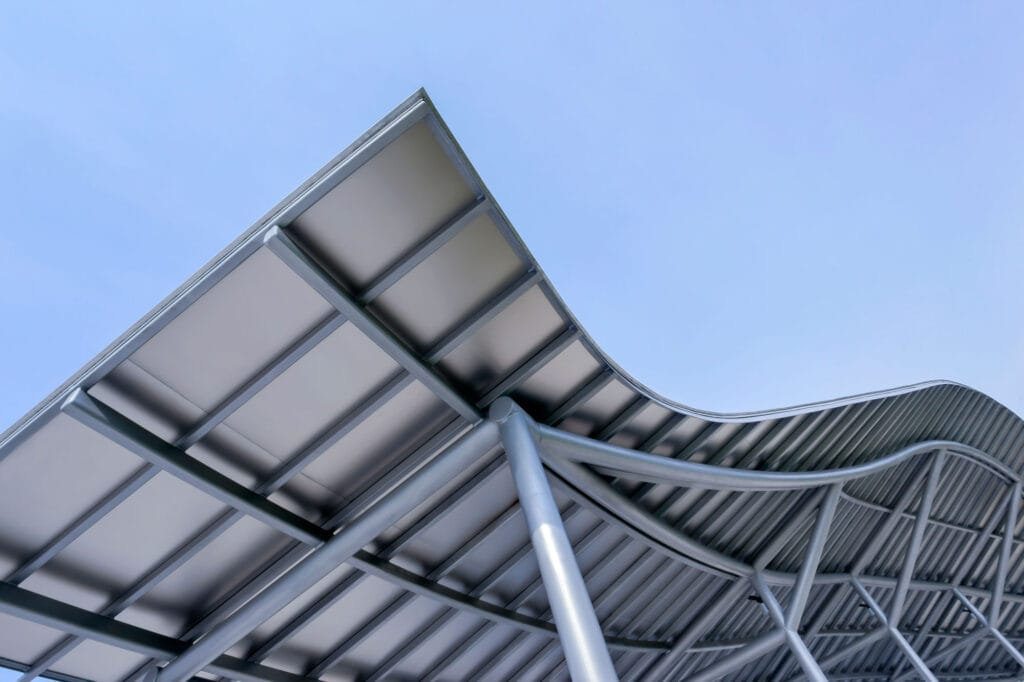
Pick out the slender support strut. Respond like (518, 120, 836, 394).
(890, 453, 944, 625)
(787, 483, 842, 630)
(804, 457, 934, 646)
(639, 578, 751, 681)
(155, 421, 499, 681)
(491, 398, 617, 682)
(991, 482, 1021, 625)
(853, 578, 937, 682)
(687, 629, 787, 682)
(753, 574, 826, 682)
(764, 484, 842, 681)
(953, 588, 1024, 668)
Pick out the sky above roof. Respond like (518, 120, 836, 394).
(1, 3, 1023, 431)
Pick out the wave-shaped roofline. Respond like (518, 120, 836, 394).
(2, 87, 1019, 454)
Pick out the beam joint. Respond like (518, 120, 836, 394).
(61, 389, 329, 546)
(264, 224, 479, 422)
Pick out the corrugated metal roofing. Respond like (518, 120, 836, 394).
(1, 89, 1022, 681)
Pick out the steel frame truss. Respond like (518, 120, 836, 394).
(5, 375, 1019, 681)
(1, 94, 1021, 682)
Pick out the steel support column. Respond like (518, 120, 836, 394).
(490, 398, 617, 682)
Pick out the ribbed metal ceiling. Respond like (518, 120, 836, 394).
(0, 90, 1021, 682)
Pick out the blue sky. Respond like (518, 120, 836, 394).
(0, 666, 49, 682)
(2, 2, 1023, 439)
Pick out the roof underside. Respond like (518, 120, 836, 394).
(1, 90, 1023, 682)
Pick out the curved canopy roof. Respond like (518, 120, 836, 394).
(1, 90, 1023, 682)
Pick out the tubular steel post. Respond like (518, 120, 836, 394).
(490, 398, 617, 682)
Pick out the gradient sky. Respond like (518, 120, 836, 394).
(2, 2, 1024, 445)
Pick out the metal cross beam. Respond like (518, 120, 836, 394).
(263, 225, 479, 422)
(0, 582, 311, 682)
(154, 420, 499, 681)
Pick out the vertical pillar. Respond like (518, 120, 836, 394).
(490, 398, 617, 682)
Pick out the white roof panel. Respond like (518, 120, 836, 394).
(1, 90, 1022, 681)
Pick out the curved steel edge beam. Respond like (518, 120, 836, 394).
(0, 582, 313, 682)
(348, 550, 667, 653)
(537, 425, 1019, 490)
(547, 456, 748, 578)
(687, 627, 966, 652)
(1, 89, 1019, 681)
(547, 454, 1024, 605)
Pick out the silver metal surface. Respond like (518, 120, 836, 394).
(156, 421, 498, 680)
(492, 398, 617, 682)
(1, 89, 1022, 681)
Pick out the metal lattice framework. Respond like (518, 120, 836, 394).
(1, 90, 1023, 681)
